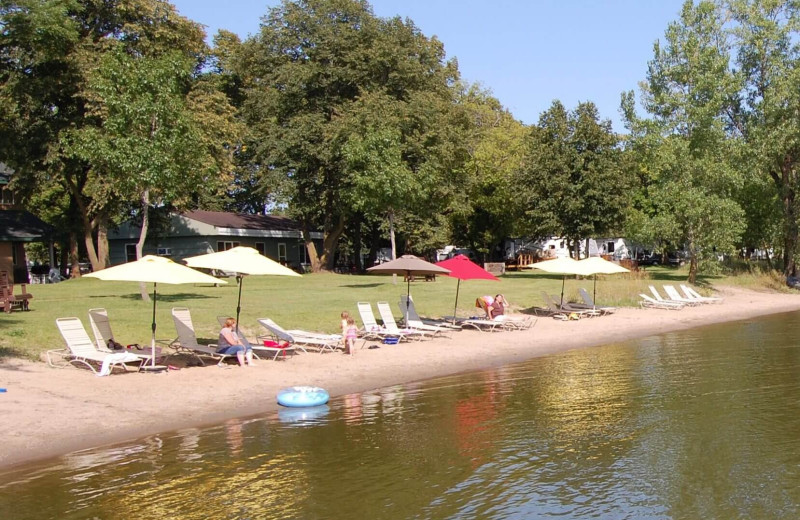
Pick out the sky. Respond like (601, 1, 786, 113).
(169, 0, 686, 132)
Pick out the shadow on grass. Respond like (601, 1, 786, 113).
(120, 292, 217, 302)
(0, 345, 27, 360)
(339, 283, 386, 289)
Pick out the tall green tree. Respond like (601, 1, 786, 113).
(62, 44, 239, 293)
(517, 100, 628, 258)
(0, 0, 227, 273)
(724, 0, 800, 275)
(451, 84, 527, 262)
(238, 0, 463, 271)
(624, 0, 745, 282)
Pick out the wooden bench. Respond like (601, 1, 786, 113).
(2, 284, 32, 312)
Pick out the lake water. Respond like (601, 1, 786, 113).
(3, 312, 800, 519)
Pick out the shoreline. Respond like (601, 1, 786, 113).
(2, 285, 800, 471)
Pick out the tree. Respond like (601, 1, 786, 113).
(517, 100, 628, 258)
(451, 84, 527, 262)
(724, 0, 800, 275)
(0, 0, 220, 273)
(238, 0, 463, 271)
(62, 44, 239, 299)
(624, 0, 745, 282)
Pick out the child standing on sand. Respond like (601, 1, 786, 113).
(344, 316, 358, 355)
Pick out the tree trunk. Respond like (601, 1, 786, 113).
(64, 173, 101, 272)
(781, 189, 797, 277)
(69, 232, 80, 278)
(96, 215, 109, 269)
(321, 214, 345, 271)
(137, 189, 151, 302)
(353, 214, 363, 272)
(367, 222, 381, 267)
(303, 225, 320, 272)
(388, 209, 396, 260)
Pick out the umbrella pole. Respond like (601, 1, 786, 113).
(235, 275, 243, 334)
(593, 274, 598, 308)
(151, 283, 157, 367)
(560, 276, 566, 307)
(453, 279, 461, 324)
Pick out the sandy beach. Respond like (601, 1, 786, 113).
(2, 285, 800, 471)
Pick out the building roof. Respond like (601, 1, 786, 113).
(0, 210, 53, 242)
(183, 210, 303, 232)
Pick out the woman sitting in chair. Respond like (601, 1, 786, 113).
(487, 294, 507, 320)
(218, 318, 255, 367)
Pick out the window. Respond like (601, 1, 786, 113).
(125, 244, 137, 263)
(217, 241, 239, 252)
(606, 242, 615, 253)
(255, 242, 266, 256)
(156, 247, 172, 256)
(278, 243, 287, 264)
(0, 187, 13, 205)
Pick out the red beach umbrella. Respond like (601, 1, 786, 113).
(435, 254, 499, 320)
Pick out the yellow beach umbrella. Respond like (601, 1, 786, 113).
(578, 257, 630, 306)
(528, 256, 592, 306)
(85, 255, 226, 367)
(184, 246, 301, 329)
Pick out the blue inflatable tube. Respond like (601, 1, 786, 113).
(277, 386, 330, 408)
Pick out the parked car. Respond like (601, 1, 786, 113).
(637, 253, 682, 266)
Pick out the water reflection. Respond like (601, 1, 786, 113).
(4, 312, 800, 518)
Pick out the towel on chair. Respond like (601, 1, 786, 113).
(97, 352, 142, 377)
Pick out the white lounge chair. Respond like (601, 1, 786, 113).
(376, 302, 431, 340)
(51, 317, 145, 374)
(357, 302, 414, 341)
(649, 285, 699, 307)
(680, 284, 723, 304)
(257, 318, 341, 353)
(89, 308, 163, 359)
(639, 294, 685, 310)
(444, 316, 507, 331)
(398, 296, 461, 330)
(663, 285, 703, 306)
(171, 308, 232, 366)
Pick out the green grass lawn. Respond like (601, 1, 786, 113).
(0, 265, 782, 361)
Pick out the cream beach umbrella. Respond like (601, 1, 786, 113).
(578, 256, 630, 306)
(184, 246, 301, 331)
(85, 255, 226, 367)
(528, 256, 591, 306)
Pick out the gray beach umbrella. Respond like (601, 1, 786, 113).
(367, 255, 451, 300)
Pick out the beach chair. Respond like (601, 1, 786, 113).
(398, 296, 461, 330)
(663, 285, 703, 306)
(680, 284, 723, 304)
(357, 302, 413, 341)
(650, 285, 699, 307)
(51, 317, 144, 374)
(577, 288, 617, 314)
(454, 316, 508, 332)
(89, 308, 163, 359)
(541, 292, 591, 320)
(376, 302, 432, 340)
(171, 308, 231, 366)
(216, 316, 293, 360)
(639, 294, 685, 310)
(257, 318, 341, 353)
